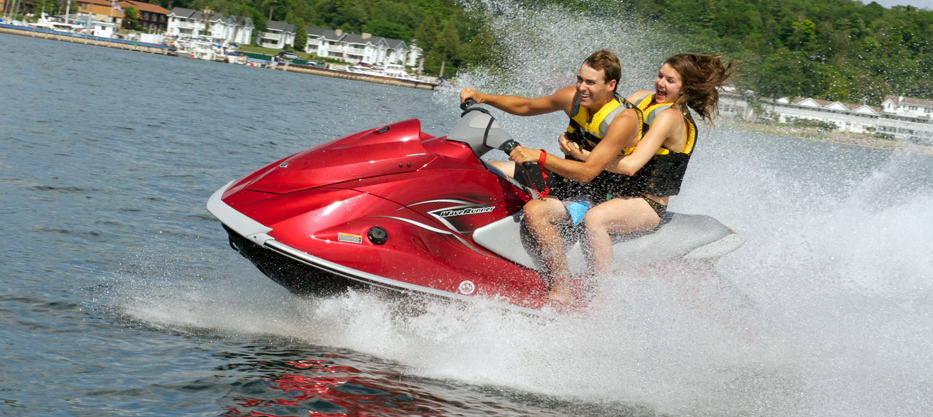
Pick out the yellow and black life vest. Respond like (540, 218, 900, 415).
(551, 94, 642, 200)
(618, 93, 698, 197)
(565, 93, 642, 156)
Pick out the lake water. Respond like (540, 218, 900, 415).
(3, 30, 933, 417)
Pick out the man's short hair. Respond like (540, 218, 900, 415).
(583, 49, 621, 92)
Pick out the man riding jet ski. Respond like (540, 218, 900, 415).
(206, 93, 742, 314)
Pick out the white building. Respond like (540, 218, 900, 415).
(166, 8, 253, 45)
(304, 27, 421, 69)
(256, 20, 294, 49)
(720, 92, 933, 141)
(881, 95, 933, 119)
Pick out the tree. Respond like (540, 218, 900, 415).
(292, 18, 307, 50)
(434, 18, 459, 60)
(362, 19, 412, 40)
(122, 6, 140, 30)
(413, 15, 438, 52)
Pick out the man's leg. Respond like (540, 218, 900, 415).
(488, 161, 516, 177)
(583, 197, 662, 276)
(523, 198, 574, 302)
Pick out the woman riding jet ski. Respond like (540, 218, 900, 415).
(206, 100, 742, 314)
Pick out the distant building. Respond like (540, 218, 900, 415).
(719, 91, 933, 141)
(881, 96, 933, 119)
(256, 20, 294, 49)
(117, 0, 170, 32)
(304, 26, 422, 69)
(74, 0, 124, 25)
(166, 8, 252, 45)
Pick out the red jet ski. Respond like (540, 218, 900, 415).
(207, 101, 743, 314)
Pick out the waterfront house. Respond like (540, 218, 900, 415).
(256, 20, 294, 49)
(166, 8, 252, 45)
(305, 27, 343, 58)
(304, 26, 421, 69)
(166, 8, 207, 38)
(720, 92, 933, 141)
(74, 0, 124, 25)
(882, 96, 933, 119)
(117, 0, 170, 32)
(207, 14, 252, 45)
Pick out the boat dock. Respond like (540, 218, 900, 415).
(0, 23, 439, 90)
(276, 62, 438, 90)
(0, 23, 175, 55)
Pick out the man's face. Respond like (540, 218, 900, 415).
(576, 64, 616, 110)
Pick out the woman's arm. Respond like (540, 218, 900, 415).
(606, 108, 683, 176)
(509, 109, 639, 183)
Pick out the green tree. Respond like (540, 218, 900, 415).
(413, 15, 438, 52)
(461, 25, 497, 67)
(122, 6, 140, 30)
(362, 19, 412, 40)
(293, 18, 307, 50)
(434, 18, 459, 60)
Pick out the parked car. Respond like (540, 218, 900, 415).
(276, 51, 300, 60)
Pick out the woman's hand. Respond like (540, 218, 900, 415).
(559, 133, 588, 160)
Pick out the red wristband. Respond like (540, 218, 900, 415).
(538, 149, 547, 167)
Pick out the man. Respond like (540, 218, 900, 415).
(460, 49, 641, 304)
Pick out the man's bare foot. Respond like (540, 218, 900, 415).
(546, 282, 576, 305)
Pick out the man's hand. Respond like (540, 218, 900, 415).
(509, 145, 542, 165)
(460, 87, 481, 103)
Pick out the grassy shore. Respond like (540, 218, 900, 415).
(719, 118, 933, 156)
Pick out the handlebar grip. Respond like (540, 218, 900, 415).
(500, 139, 519, 154)
(460, 98, 478, 111)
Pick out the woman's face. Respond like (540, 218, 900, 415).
(655, 63, 683, 104)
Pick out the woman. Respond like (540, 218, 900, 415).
(559, 53, 736, 278)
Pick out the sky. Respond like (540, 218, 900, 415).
(868, 0, 933, 9)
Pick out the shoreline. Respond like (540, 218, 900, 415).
(0, 25, 438, 90)
(0, 24, 173, 55)
(720, 119, 933, 156)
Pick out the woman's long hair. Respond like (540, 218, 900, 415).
(665, 53, 736, 125)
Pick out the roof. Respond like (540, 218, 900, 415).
(341, 33, 385, 46)
(901, 97, 933, 107)
(385, 39, 407, 49)
(169, 7, 198, 18)
(307, 27, 344, 40)
(266, 20, 295, 32)
(119, 0, 170, 15)
(881, 95, 933, 108)
(304, 25, 406, 49)
(75, 0, 123, 7)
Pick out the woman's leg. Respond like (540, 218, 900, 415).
(523, 197, 574, 302)
(583, 197, 662, 276)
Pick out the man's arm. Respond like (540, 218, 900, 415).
(509, 109, 639, 183)
(460, 86, 576, 116)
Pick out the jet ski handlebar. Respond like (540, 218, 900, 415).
(458, 98, 520, 155)
(456, 99, 546, 196)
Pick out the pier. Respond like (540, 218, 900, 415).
(1, 24, 438, 90)
(0, 24, 175, 55)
